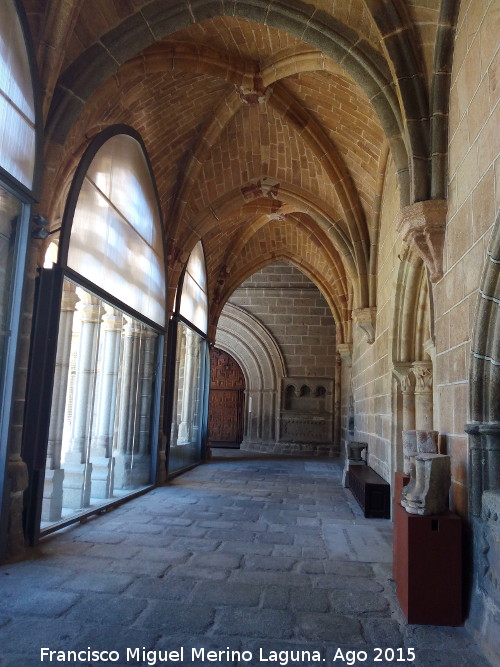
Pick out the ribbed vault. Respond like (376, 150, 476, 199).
(23, 0, 459, 348)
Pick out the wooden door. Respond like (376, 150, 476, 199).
(208, 348, 245, 446)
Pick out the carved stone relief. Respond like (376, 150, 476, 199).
(353, 307, 376, 344)
(401, 453, 451, 515)
(396, 200, 447, 282)
(402, 429, 438, 474)
(480, 491, 500, 605)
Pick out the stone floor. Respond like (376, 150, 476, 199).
(0, 455, 492, 667)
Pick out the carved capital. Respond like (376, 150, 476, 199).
(353, 307, 376, 344)
(61, 282, 79, 311)
(392, 362, 414, 393)
(413, 361, 433, 392)
(337, 343, 352, 366)
(396, 199, 447, 282)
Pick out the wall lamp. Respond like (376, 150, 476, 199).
(31, 214, 61, 240)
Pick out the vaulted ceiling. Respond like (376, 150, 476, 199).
(23, 0, 456, 342)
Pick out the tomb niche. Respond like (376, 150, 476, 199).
(279, 377, 334, 453)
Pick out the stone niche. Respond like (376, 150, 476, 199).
(279, 377, 334, 444)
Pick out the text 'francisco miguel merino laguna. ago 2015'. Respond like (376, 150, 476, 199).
(40, 646, 418, 665)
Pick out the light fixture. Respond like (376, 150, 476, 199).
(31, 213, 61, 240)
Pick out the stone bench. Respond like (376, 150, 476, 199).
(348, 465, 390, 518)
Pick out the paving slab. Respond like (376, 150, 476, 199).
(290, 586, 330, 612)
(322, 522, 393, 563)
(62, 570, 134, 594)
(296, 612, 365, 643)
(134, 600, 215, 634)
(261, 584, 290, 609)
(125, 576, 196, 600)
(243, 554, 296, 571)
(0, 586, 80, 617)
(191, 580, 262, 606)
(213, 608, 295, 639)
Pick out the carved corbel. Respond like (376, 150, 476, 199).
(337, 343, 353, 367)
(392, 363, 415, 393)
(396, 200, 447, 282)
(354, 307, 376, 344)
(412, 361, 433, 392)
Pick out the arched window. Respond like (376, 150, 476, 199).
(166, 241, 209, 474)
(179, 241, 208, 334)
(25, 129, 166, 535)
(0, 0, 39, 558)
(67, 133, 165, 327)
(0, 0, 37, 190)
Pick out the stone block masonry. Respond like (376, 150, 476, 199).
(228, 262, 336, 378)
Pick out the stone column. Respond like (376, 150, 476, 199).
(42, 282, 79, 521)
(138, 328, 156, 455)
(393, 364, 416, 432)
(114, 316, 142, 489)
(241, 389, 265, 444)
(337, 343, 353, 448)
(413, 361, 433, 430)
(482, 423, 500, 493)
(334, 352, 342, 450)
(89, 305, 122, 499)
(62, 292, 101, 509)
(177, 328, 198, 444)
(169, 329, 184, 447)
(130, 326, 157, 486)
(465, 423, 484, 517)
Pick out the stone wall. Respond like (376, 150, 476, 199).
(435, 0, 499, 519)
(339, 1, 499, 658)
(225, 261, 337, 451)
(442, 0, 499, 661)
(228, 262, 337, 379)
(343, 154, 404, 484)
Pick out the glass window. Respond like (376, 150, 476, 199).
(41, 280, 159, 527)
(0, 0, 36, 189)
(0, 186, 22, 402)
(0, 0, 37, 560)
(67, 135, 165, 327)
(168, 321, 206, 474)
(179, 241, 208, 333)
(38, 131, 165, 532)
(168, 242, 209, 474)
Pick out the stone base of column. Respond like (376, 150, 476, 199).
(62, 460, 93, 509)
(41, 468, 65, 522)
(177, 421, 190, 443)
(114, 454, 151, 489)
(89, 456, 115, 499)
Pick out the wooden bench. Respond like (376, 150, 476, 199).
(348, 465, 390, 518)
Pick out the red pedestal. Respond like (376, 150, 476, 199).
(393, 501, 462, 625)
(392, 472, 410, 579)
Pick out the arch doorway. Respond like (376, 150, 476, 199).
(208, 348, 245, 448)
